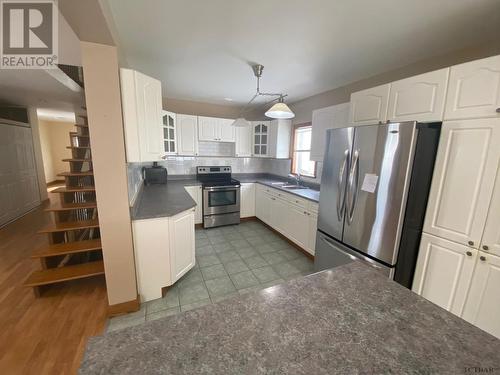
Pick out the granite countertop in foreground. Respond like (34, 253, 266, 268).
(131, 174, 320, 220)
(80, 262, 500, 374)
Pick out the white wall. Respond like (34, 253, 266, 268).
(38, 120, 74, 182)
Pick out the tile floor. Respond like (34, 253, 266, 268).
(106, 220, 314, 332)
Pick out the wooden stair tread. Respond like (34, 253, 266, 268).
(62, 158, 92, 162)
(66, 146, 91, 149)
(58, 171, 93, 177)
(45, 202, 97, 211)
(31, 239, 102, 258)
(24, 261, 104, 287)
(38, 219, 99, 233)
(51, 186, 95, 193)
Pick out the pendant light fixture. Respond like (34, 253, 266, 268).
(231, 64, 294, 127)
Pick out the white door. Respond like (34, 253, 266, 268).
(307, 212, 318, 255)
(481, 164, 500, 257)
(198, 116, 219, 141)
(184, 185, 202, 224)
(134, 71, 163, 161)
(240, 183, 255, 218)
(259, 191, 273, 225)
(170, 209, 196, 283)
(0, 123, 40, 227)
(444, 55, 500, 120)
(423, 118, 500, 248)
(412, 233, 477, 315)
(287, 204, 310, 249)
(462, 252, 500, 339)
(161, 111, 177, 156)
(349, 84, 390, 126)
(387, 68, 449, 122)
(219, 118, 236, 142)
(270, 196, 289, 234)
(235, 125, 252, 157)
(176, 114, 198, 156)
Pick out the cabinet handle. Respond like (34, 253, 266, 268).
(482, 245, 489, 251)
(467, 240, 474, 246)
(480, 255, 487, 261)
(466, 251, 472, 257)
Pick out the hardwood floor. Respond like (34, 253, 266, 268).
(0, 197, 108, 374)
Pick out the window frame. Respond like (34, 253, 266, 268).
(290, 122, 316, 178)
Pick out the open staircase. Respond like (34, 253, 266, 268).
(24, 114, 105, 296)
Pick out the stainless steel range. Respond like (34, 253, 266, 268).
(197, 166, 241, 228)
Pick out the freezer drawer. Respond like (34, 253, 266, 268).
(314, 231, 392, 277)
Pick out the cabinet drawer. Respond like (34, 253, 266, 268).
(308, 202, 319, 213)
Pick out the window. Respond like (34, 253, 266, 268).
(291, 124, 316, 177)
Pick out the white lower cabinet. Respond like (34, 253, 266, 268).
(255, 184, 317, 255)
(240, 183, 255, 218)
(412, 233, 477, 315)
(169, 209, 196, 283)
(132, 209, 196, 302)
(462, 252, 500, 338)
(184, 185, 202, 224)
(414, 234, 500, 339)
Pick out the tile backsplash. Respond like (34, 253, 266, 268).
(127, 157, 322, 205)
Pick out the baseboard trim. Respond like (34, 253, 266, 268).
(107, 295, 140, 317)
(256, 218, 315, 261)
(240, 216, 257, 222)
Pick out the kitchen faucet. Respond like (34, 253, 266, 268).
(288, 173, 302, 185)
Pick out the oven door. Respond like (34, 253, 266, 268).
(203, 186, 240, 215)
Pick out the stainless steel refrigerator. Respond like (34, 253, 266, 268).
(314, 121, 441, 288)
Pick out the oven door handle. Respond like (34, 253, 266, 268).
(204, 185, 240, 191)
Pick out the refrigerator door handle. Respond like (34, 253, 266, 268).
(347, 149, 360, 224)
(336, 149, 349, 220)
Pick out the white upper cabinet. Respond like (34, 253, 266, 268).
(444, 55, 500, 120)
(176, 114, 199, 156)
(387, 68, 450, 122)
(462, 251, 500, 339)
(161, 111, 177, 156)
(311, 103, 349, 161)
(423, 118, 500, 247)
(198, 116, 235, 142)
(235, 124, 253, 157)
(268, 119, 292, 159)
(219, 118, 236, 142)
(120, 68, 163, 162)
(481, 165, 500, 257)
(252, 121, 270, 156)
(198, 116, 219, 141)
(412, 233, 477, 316)
(169, 209, 196, 283)
(349, 84, 390, 126)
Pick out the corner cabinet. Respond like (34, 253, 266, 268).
(386, 68, 449, 122)
(162, 111, 177, 156)
(423, 118, 500, 248)
(120, 68, 163, 162)
(132, 208, 196, 302)
(198, 116, 235, 142)
(268, 119, 292, 159)
(444, 55, 500, 120)
(176, 114, 199, 156)
(349, 84, 390, 126)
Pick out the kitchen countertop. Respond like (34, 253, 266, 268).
(130, 174, 319, 221)
(80, 262, 500, 374)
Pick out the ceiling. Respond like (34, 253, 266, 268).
(104, 0, 500, 107)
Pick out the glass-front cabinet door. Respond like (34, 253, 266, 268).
(253, 121, 268, 156)
(162, 110, 177, 155)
